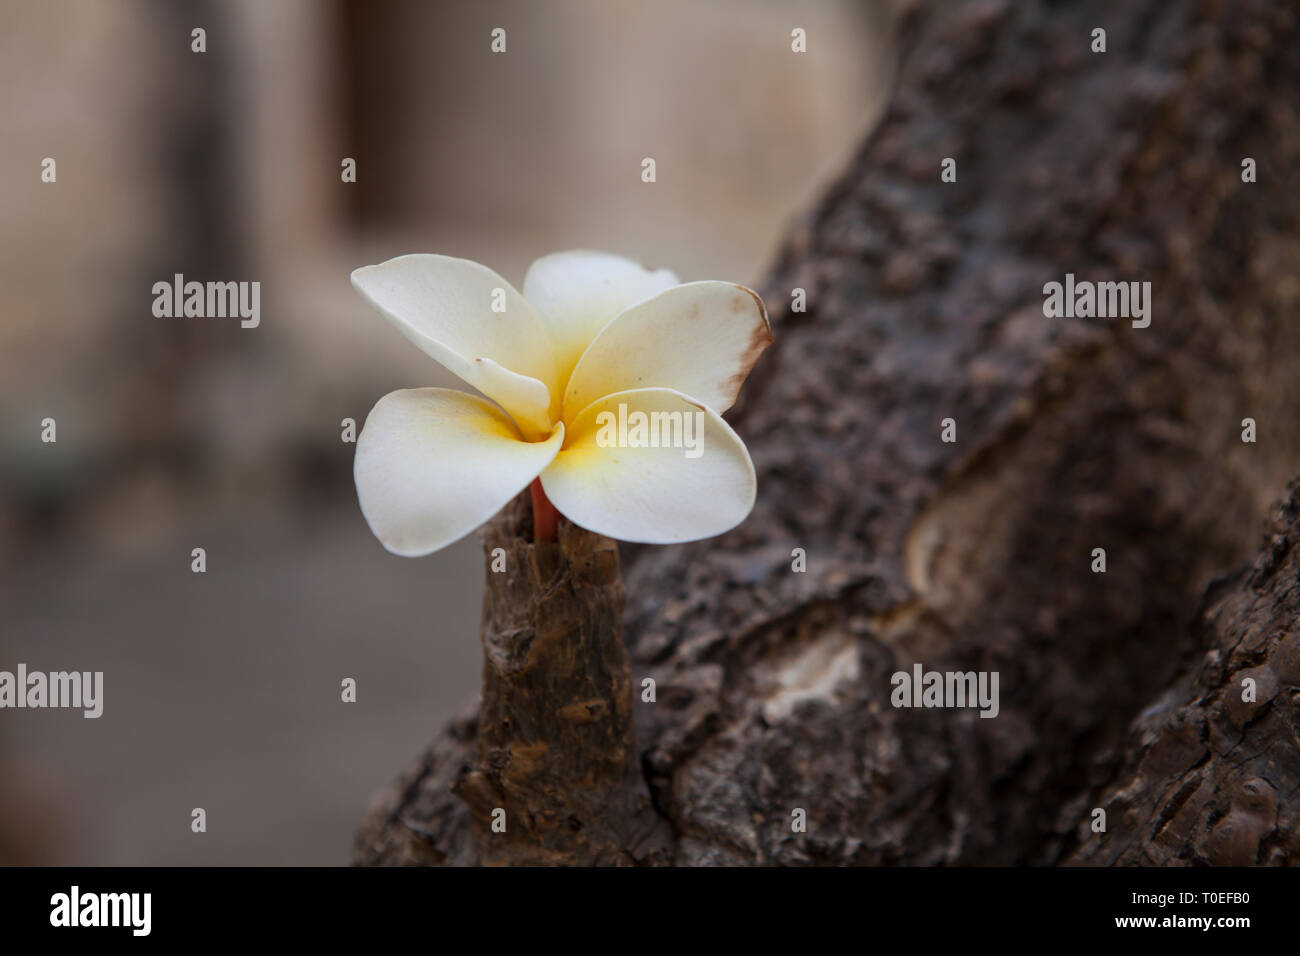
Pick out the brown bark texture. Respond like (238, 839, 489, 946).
(353, 0, 1300, 865)
(450, 495, 672, 865)
(1066, 480, 1300, 865)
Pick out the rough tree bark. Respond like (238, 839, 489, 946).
(354, 0, 1300, 865)
(449, 495, 672, 865)
(1066, 480, 1300, 866)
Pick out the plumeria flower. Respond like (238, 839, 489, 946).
(351, 250, 772, 556)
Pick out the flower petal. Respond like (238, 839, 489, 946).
(352, 255, 559, 433)
(470, 356, 555, 441)
(355, 388, 563, 557)
(522, 250, 679, 379)
(540, 387, 755, 544)
(562, 281, 772, 423)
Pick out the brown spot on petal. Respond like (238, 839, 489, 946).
(721, 285, 775, 405)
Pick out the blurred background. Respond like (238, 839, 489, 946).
(0, 0, 890, 863)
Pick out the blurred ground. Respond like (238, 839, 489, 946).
(0, 511, 482, 864)
(0, 0, 889, 863)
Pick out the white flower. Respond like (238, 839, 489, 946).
(351, 250, 772, 556)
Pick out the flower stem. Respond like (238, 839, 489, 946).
(455, 496, 671, 864)
(529, 477, 558, 542)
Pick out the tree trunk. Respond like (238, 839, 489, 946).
(353, 0, 1300, 866)
(1066, 479, 1300, 865)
